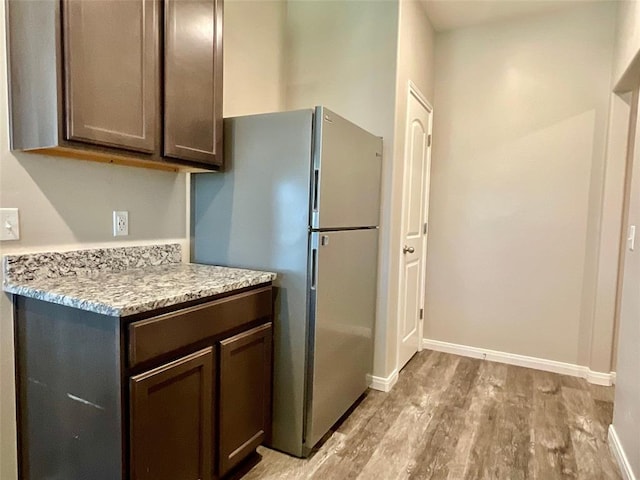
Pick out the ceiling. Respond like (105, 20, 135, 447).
(420, 0, 604, 32)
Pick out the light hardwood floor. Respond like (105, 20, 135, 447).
(242, 351, 622, 480)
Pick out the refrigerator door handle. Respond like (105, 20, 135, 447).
(311, 248, 318, 290)
(312, 169, 320, 212)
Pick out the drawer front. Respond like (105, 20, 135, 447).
(129, 286, 272, 367)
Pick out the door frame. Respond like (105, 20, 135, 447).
(395, 80, 433, 372)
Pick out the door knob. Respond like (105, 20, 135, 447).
(403, 245, 415, 254)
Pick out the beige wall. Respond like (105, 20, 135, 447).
(283, 0, 400, 378)
(612, 89, 640, 478)
(426, 3, 617, 368)
(223, 0, 286, 117)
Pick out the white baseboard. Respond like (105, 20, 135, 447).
(367, 369, 398, 392)
(586, 369, 616, 386)
(609, 425, 637, 480)
(422, 338, 615, 386)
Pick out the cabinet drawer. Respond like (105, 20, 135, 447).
(129, 286, 271, 367)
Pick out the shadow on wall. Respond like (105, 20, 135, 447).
(3, 151, 187, 245)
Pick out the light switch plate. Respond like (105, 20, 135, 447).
(0, 208, 20, 241)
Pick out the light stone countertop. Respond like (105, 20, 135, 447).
(3, 249, 276, 317)
(4, 263, 276, 317)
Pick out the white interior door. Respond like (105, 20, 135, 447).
(398, 83, 432, 371)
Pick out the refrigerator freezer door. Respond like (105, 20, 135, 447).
(312, 107, 383, 230)
(305, 228, 378, 450)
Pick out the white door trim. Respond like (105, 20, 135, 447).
(395, 80, 433, 373)
(408, 80, 431, 111)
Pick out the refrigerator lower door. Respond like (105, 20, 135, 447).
(305, 228, 378, 451)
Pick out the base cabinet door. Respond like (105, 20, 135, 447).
(218, 323, 272, 476)
(130, 347, 214, 480)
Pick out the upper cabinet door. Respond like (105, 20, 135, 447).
(63, 0, 159, 153)
(163, 0, 223, 166)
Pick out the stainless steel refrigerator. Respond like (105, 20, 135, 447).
(192, 107, 382, 457)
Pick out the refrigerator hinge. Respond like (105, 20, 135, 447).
(423, 222, 428, 235)
(427, 134, 432, 147)
(419, 308, 424, 320)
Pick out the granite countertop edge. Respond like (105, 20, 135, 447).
(3, 264, 277, 317)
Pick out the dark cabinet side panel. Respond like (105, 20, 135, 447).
(14, 298, 123, 480)
(218, 323, 273, 476)
(63, 0, 158, 152)
(130, 348, 214, 480)
(163, 0, 223, 166)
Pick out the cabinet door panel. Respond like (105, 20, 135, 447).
(63, 0, 158, 152)
(130, 348, 214, 480)
(219, 323, 272, 476)
(163, 0, 223, 166)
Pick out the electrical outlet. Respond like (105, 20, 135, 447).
(113, 211, 129, 236)
(0, 208, 20, 241)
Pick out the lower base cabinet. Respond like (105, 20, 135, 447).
(129, 323, 274, 480)
(14, 285, 273, 480)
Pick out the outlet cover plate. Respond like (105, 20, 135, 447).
(0, 208, 20, 241)
(113, 211, 129, 236)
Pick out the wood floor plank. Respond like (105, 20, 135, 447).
(588, 383, 616, 403)
(445, 361, 509, 480)
(311, 351, 457, 480)
(354, 352, 462, 480)
(593, 399, 614, 427)
(241, 352, 623, 480)
(561, 386, 622, 480)
(531, 371, 578, 479)
(406, 357, 482, 479)
(480, 365, 533, 480)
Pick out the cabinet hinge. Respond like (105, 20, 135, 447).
(423, 223, 428, 235)
(419, 308, 424, 320)
(427, 134, 432, 147)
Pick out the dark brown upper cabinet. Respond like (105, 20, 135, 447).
(6, 0, 223, 172)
